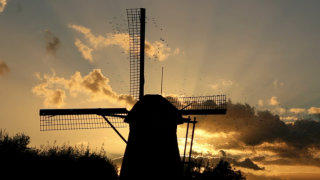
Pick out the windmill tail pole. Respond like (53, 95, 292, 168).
(161, 66, 164, 95)
(100, 115, 127, 144)
(188, 117, 197, 171)
(183, 116, 191, 164)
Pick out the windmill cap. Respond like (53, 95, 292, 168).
(124, 94, 183, 125)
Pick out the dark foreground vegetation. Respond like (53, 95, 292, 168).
(0, 130, 118, 179)
(0, 130, 245, 179)
(188, 159, 245, 180)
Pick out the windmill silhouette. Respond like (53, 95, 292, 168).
(39, 8, 226, 178)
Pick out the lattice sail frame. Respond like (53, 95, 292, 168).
(126, 8, 145, 100)
(39, 96, 227, 131)
(40, 115, 127, 131)
(167, 95, 227, 115)
(40, 108, 128, 131)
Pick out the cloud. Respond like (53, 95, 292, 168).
(145, 41, 171, 61)
(210, 84, 219, 90)
(258, 100, 264, 106)
(44, 30, 61, 55)
(69, 24, 128, 50)
(275, 107, 286, 114)
(0, 0, 7, 13)
(269, 96, 279, 106)
(308, 107, 320, 114)
(32, 84, 66, 107)
(194, 101, 320, 167)
(273, 79, 284, 88)
(32, 69, 136, 107)
(289, 108, 306, 114)
(69, 24, 176, 62)
(192, 150, 265, 171)
(0, 61, 10, 76)
(280, 116, 298, 121)
(173, 48, 180, 55)
(210, 79, 234, 91)
(222, 80, 233, 86)
(74, 38, 93, 62)
(232, 158, 265, 170)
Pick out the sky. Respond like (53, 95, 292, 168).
(1, 0, 320, 179)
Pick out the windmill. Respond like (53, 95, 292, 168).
(39, 8, 226, 178)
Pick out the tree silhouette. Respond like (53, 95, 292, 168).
(0, 130, 118, 179)
(201, 160, 245, 180)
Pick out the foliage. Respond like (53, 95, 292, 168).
(0, 130, 246, 179)
(0, 130, 118, 179)
(188, 159, 246, 180)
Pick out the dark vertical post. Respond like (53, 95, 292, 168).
(188, 117, 197, 171)
(161, 67, 164, 95)
(183, 116, 190, 164)
(139, 8, 145, 100)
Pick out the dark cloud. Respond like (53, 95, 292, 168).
(194, 101, 320, 167)
(193, 150, 265, 171)
(219, 149, 227, 157)
(251, 156, 266, 162)
(232, 158, 265, 170)
(49, 89, 65, 106)
(221, 152, 265, 170)
(44, 30, 60, 55)
(0, 61, 9, 76)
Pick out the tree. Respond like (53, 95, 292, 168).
(201, 160, 245, 180)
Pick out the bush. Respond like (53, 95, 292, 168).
(187, 159, 246, 180)
(0, 130, 118, 179)
(0, 130, 245, 179)
(201, 160, 245, 180)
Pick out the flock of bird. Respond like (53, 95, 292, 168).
(103, 13, 190, 96)
(106, 13, 170, 62)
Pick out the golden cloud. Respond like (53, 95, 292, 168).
(280, 116, 298, 121)
(32, 83, 66, 107)
(69, 24, 177, 62)
(0, 0, 7, 13)
(269, 96, 279, 106)
(308, 107, 320, 114)
(276, 107, 286, 114)
(32, 69, 136, 107)
(74, 38, 93, 62)
(273, 79, 284, 88)
(289, 108, 306, 114)
(210, 79, 234, 91)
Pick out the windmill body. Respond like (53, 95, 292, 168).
(120, 94, 183, 178)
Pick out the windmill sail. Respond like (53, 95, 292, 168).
(166, 95, 227, 115)
(40, 108, 128, 131)
(127, 8, 145, 100)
